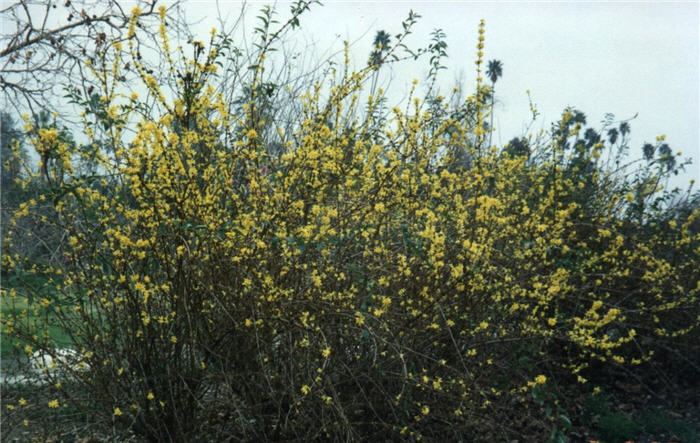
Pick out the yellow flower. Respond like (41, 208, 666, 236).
(147, 392, 154, 400)
(321, 347, 331, 358)
(301, 385, 310, 395)
(18, 398, 27, 406)
(114, 407, 123, 416)
(535, 375, 547, 385)
(421, 405, 430, 415)
(48, 399, 59, 408)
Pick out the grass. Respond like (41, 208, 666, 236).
(583, 392, 700, 442)
(1, 290, 73, 359)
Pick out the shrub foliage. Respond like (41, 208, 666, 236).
(2, 5, 698, 441)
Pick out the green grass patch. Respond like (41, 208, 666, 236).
(1, 292, 73, 359)
(583, 392, 700, 442)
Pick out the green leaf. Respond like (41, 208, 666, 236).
(559, 414, 571, 429)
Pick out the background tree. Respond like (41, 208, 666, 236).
(1, 112, 27, 252)
(1, 111, 25, 192)
(486, 59, 502, 147)
(368, 29, 391, 98)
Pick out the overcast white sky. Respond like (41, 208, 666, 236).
(183, 0, 699, 185)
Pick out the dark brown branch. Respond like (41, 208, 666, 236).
(1, 16, 115, 59)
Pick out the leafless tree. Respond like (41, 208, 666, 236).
(1, 0, 178, 118)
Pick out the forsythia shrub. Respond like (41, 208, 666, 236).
(2, 6, 698, 441)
